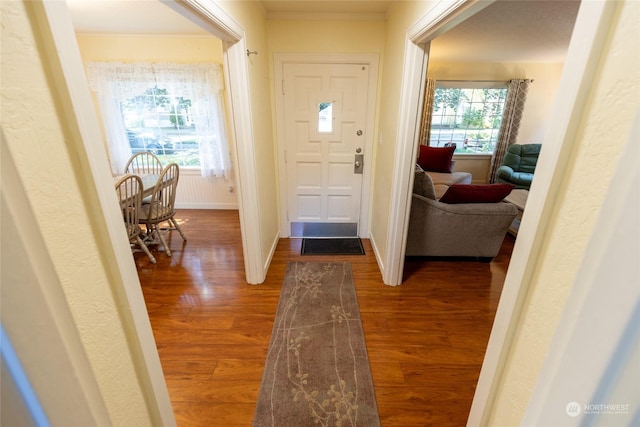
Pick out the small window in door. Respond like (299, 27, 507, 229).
(318, 102, 333, 133)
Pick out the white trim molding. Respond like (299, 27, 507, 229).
(37, 1, 265, 425)
(168, 0, 265, 284)
(2, 130, 111, 426)
(383, 0, 492, 286)
(522, 113, 639, 427)
(468, 1, 618, 424)
(161, 0, 243, 42)
(382, 38, 429, 286)
(385, 0, 618, 423)
(36, 2, 175, 424)
(409, 0, 493, 42)
(223, 35, 266, 284)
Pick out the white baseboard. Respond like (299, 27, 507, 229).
(262, 231, 281, 284)
(368, 231, 388, 284)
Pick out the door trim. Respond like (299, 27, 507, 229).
(383, 0, 493, 286)
(167, 1, 264, 283)
(469, 2, 618, 424)
(384, 0, 618, 425)
(274, 54, 379, 238)
(36, 2, 175, 424)
(38, 0, 262, 424)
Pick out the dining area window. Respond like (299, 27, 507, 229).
(87, 62, 231, 179)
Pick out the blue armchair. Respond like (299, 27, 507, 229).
(496, 144, 542, 190)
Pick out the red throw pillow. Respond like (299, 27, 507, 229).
(439, 184, 515, 204)
(417, 145, 455, 173)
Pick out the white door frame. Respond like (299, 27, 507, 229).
(469, 2, 618, 424)
(385, 0, 618, 425)
(521, 121, 639, 426)
(382, 0, 494, 286)
(39, 0, 262, 424)
(164, 0, 264, 284)
(274, 54, 379, 238)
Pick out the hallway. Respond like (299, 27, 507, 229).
(137, 209, 513, 426)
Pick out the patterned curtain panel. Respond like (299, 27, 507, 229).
(418, 78, 436, 146)
(489, 79, 532, 183)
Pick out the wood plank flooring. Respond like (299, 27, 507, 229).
(135, 209, 514, 426)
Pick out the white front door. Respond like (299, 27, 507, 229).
(283, 63, 371, 237)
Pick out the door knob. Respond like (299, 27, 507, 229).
(356, 130, 363, 136)
(354, 154, 364, 174)
(356, 147, 362, 153)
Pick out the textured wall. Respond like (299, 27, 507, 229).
(1, 2, 153, 425)
(489, 1, 640, 424)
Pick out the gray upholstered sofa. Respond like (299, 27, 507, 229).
(406, 171, 518, 261)
(416, 161, 472, 199)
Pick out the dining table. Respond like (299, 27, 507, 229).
(114, 173, 160, 199)
(137, 173, 160, 199)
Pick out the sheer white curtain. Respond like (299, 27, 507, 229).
(87, 62, 231, 178)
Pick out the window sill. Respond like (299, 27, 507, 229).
(453, 153, 493, 160)
(179, 166, 202, 176)
(178, 167, 230, 180)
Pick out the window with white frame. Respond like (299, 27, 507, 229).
(121, 86, 200, 165)
(429, 82, 507, 154)
(87, 62, 231, 178)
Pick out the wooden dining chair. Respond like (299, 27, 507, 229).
(114, 174, 156, 264)
(139, 163, 186, 257)
(124, 151, 163, 204)
(124, 151, 163, 175)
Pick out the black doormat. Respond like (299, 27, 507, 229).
(301, 238, 365, 255)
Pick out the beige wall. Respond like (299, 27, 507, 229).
(1, 2, 154, 425)
(428, 61, 565, 182)
(370, 0, 437, 265)
(75, 34, 223, 62)
(216, 1, 280, 262)
(4, 1, 636, 424)
(489, 0, 640, 423)
(428, 61, 565, 145)
(266, 18, 387, 238)
(267, 20, 386, 54)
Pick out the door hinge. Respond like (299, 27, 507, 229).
(284, 149, 287, 164)
(282, 80, 285, 96)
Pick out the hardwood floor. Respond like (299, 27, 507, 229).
(136, 209, 514, 426)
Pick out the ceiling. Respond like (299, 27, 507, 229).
(430, 0, 580, 62)
(67, 0, 580, 62)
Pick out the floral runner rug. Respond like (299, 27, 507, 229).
(253, 261, 380, 427)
